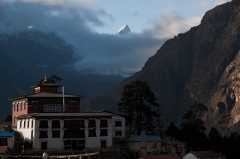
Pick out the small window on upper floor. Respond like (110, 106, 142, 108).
(70, 101, 76, 110)
(100, 119, 108, 128)
(88, 120, 96, 128)
(115, 130, 122, 136)
(27, 120, 29, 128)
(115, 120, 122, 127)
(39, 120, 48, 128)
(52, 120, 60, 128)
(140, 142, 146, 149)
(32, 101, 39, 110)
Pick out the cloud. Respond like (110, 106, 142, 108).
(19, 0, 97, 8)
(0, 0, 165, 76)
(143, 11, 198, 39)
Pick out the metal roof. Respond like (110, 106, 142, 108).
(10, 92, 84, 100)
(31, 83, 62, 88)
(16, 112, 115, 119)
(0, 131, 15, 137)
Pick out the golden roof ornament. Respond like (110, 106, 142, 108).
(43, 74, 47, 83)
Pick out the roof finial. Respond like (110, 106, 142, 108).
(43, 74, 47, 83)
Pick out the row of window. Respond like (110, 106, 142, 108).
(140, 142, 157, 149)
(13, 105, 26, 112)
(38, 120, 121, 129)
(38, 129, 122, 138)
(20, 120, 34, 129)
(20, 119, 122, 129)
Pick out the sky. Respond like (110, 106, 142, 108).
(0, 0, 230, 76)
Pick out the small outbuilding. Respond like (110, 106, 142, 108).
(0, 131, 15, 154)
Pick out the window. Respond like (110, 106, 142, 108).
(115, 120, 122, 127)
(140, 142, 146, 149)
(52, 130, 60, 138)
(52, 120, 60, 128)
(64, 140, 71, 150)
(100, 129, 108, 136)
(101, 140, 107, 148)
(78, 140, 85, 150)
(88, 128, 96, 137)
(70, 101, 76, 110)
(151, 142, 157, 148)
(41, 141, 47, 150)
(31, 120, 33, 128)
(64, 120, 74, 128)
(75, 120, 85, 128)
(0, 138, 7, 146)
(31, 131, 33, 139)
(115, 130, 122, 136)
(63, 129, 84, 138)
(100, 119, 108, 127)
(39, 120, 48, 128)
(24, 103, 26, 110)
(20, 120, 22, 128)
(88, 120, 96, 128)
(79, 130, 85, 138)
(27, 120, 29, 128)
(32, 101, 39, 110)
(23, 121, 26, 128)
(39, 130, 48, 138)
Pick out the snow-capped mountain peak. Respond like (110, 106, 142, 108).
(116, 25, 131, 35)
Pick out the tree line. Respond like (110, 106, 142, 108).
(118, 80, 240, 159)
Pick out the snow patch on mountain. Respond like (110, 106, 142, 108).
(116, 25, 132, 35)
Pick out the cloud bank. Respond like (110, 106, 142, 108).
(0, 0, 229, 76)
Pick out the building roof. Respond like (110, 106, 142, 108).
(0, 131, 15, 137)
(16, 112, 115, 119)
(125, 135, 161, 142)
(188, 151, 223, 158)
(161, 139, 185, 146)
(31, 83, 62, 88)
(10, 92, 84, 100)
(139, 154, 179, 159)
(0, 146, 9, 154)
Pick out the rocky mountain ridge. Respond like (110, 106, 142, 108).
(82, 0, 240, 135)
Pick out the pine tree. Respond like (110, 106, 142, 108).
(118, 80, 159, 135)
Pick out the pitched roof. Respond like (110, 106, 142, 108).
(10, 92, 84, 100)
(125, 135, 161, 142)
(0, 131, 15, 137)
(0, 146, 9, 154)
(161, 139, 185, 146)
(189, 151, 223, 158)
(139, 154, 179, 159)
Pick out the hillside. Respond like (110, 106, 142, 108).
(81, 0, 240, 135)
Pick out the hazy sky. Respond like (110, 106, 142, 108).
(0, 0, 230, 76)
